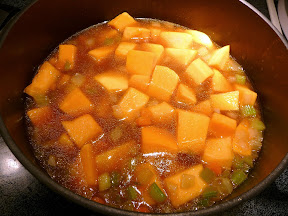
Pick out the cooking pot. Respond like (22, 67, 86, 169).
(0, 0, 288, 215)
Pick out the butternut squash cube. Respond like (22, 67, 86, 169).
(147, 102, 175, 123)
(139, 43, 164, 62)
(123, 27, 151, 40)
(128, 75, 150, 92)
(164, 48, 197, 67)
(150, 28, 162, 41)
(80, 143, 98, 186)
(115, 87, 150, 120)
(209, 113, 237, 137)
(232, 120, 252, 156)
(235, 84, 257, 106)
(27, 106, 53, 126)
(94, 71, 128, 92)
(164, 164, 206, 207)
(59, 88, 93, 116)
(58, 44, 77, 69)
(177, 110, 210, 154)
(115, 42, 137, 59)
(203, 137, 234, 169)
(108, 12, 137, 32)
(58, 133, 75, 149)
(185, 58, 214, 85)
(159, 32, 193, 49)
(62, 114, 102, 148)
(176, 84, 197, 105)
(88, 46, 115, 62)
(141, 126, 178, 154)
(186, 30, 213, 49)
(212, 69, 232, 92)
(24, 61, 60, 97)
(147, 65, 179, 101)
(95, 141, 137, 174)
(210, 91, 239, 111)
(126, 50, 157, 76)
(208, 45, 230, 70)
(191, 100, 213, 116)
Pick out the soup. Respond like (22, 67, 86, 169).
(24, 12, 265, 213)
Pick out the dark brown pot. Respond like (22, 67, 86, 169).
(0, 0, 288, 215)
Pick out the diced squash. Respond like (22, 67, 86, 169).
(115, 87, 150, 120)
(210, 91, 239, 111)
(95, 141, 137, 174)
(136, 108, 152, 127)
(126, 50, 157, 76)
(115, 42, 137, 59)
(150, 28, 162, 41)
(147, 102, 175, 123)
(203, 137, 234, 169)
(191, 100, 213, 116)
(59, 88, 93, 116)
(212, 69, 232, 92)
(94, 71, 128, 92)
(209, 113, 237, 137)
(164, 48, 197, 67)
(176, 84, 197, 105)
(147, 65, 179, 101)
(108, 12, 137, 32)
(235, 84, 257, 106)
(232, 120, 252, 156)
(58, 133, 75, 149)
(177, 110, 210, 154)
(141, 126, 178, 154)
(186, 30, 213, 49)
(139, 43, 164, 62)
(128, 75, 150, 92)
(24, 61, 60, 97)
(88, 46, 115, 62)
(185, 58, 214, 85)
(62, 114, 102, 148)
(27, 106, 53, 126)
(208, 45, 230, 70)
(58, 44, 77, 69)
(159, 32, 193, 49)
(164, 164, 206, 207)
(80, 143, 97, 186)
(123, 27, 150, 40)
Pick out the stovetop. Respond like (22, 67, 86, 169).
(0, 0, 287, 215)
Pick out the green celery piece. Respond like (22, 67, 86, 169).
(200, 167, 215, 183)
(235, 74, 246, 85)
(241, 105, 257, 117)
(198, 198, 210, 207)
(110, 171, 121, 187)
(34, 95, 49, 107)
(231, 170, 247, 185)
(98, 172, 111, 191)
(127, 186, 138, 200)
(64, 61, 71, 70)
(202, 187, 218, 198)
(251, 119, 265, 131)
(148, 182, 167, 203)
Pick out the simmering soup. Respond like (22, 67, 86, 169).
(24, 12, 265, 213)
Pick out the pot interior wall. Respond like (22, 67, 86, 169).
(0, 0, 288, 211)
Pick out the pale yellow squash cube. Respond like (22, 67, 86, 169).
(186, 30, 213, 49)
(122, 27, 150, 40)
(88, 46, 115, 62)
(210, 91, 239, 111)
(94, 71, 128, 92)
(235, 84, 257, 106)
(212, 69, 232, 92)
(164, 48, 197, 67)
(159, 32, 193, 49)
(139, 43, 164, 62)
(115, 42, 137, 60)
(208, 45, 230, 70)
(176, 84, 197, 105)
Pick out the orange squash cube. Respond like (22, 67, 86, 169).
(147, 65, 179, 101)
(210, 91, 239, 111)
(212, 69, 232, 92)
(126, 50, 157, 76)
(108, 12, 137, 32)
(209, 113, 237, 137)
(27, 106, 53, 126)
(208, 45, 230, 70)
(122, 27, 151, 40)
(176, 84, 197, 105)
(139, 43, 164, 63)
(128, 75, 150, 92)
(232, 120, 252, 156)
(58, 44, 77, 69)
(235, 84, 257, 106)
(141, 126, 178, 154)
(159, 32, 193, 49)
(58, 133, 75, 149)
(177, 110, 210, 154)
(59, 88, 93, 116)
(62, 114, 102, 148)
(147, 102, 175, 123)
(203, 137, 234, 169)
(191, 100, 213, 116)
(88, 46, 115, 62)
(115, 42, 137, 59)
(94, 71, 128, 92)
(185, 58, 214, 85)
(164, 48, 197, 67)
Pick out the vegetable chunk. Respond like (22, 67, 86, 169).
(186, 30, 213, 48)
(232, 120, 252, 156)
(209, 113, 237, 137)
(88, 46, 115, 62)
(212, 69, 232, 92)
(58, 44, 77, 69)
(115, 42, 136, 59)
(210, 91, 239, 111)
(27, 106, 53, 126)
(126, 50, 157, 76)
(108, 12, 137, 31)
(59, 88, 93, 116)
(62, 114, 102, 148)
(94, 71, 128, 92)
(164, 164, 206, 207)
(185, 58, 214, 85)
(191, 100, 213, 116)
(147, 102, 175, 123)
(147, 65, 179, 101)
(139, 43, 164, 62)
(164, 48, 197, 67)
(235, 84, 257, 106)
(141, 126, 178, 154)
(123, 27, 150, 40)
(159, 32, 193, 49)
(128, 75, 150, 92)
(208, 45, 230, 70)
(176, 84, 197, 105)
(177, 110, 210, 154)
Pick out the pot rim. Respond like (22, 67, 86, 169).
(0, 0, 288, 215)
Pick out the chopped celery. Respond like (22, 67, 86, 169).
(64, 61, 71, 70)
(104, 38, 115, 46)
(71, 73, 85, 87)
(200, 167, 215, 183)
(235, 74, 246, 85)
(202, 187, 218, 198)
(99, 172, 111, 191)
(34, 95, 49, 107)
(217, 177, 233, 195)
(127, 186, 138, 200)
(148, 182, 167, 203)
(110, 126, 123, 142)
(198, 197, 210, 207)
(241, 105, 257, 117)
(233, 155, 253, 170)
(251, 119, 265, 131)
(111, 171, 121, 187)
(231, 170, 247, 185)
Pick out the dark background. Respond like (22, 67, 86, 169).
(0, 0, 287, 215)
